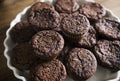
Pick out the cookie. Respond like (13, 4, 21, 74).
(61, 13, 90, 41)
(78, 26, 97, 48)
(31, 30, 64, 61)
(94, 40, 120, 70)
(10, 20, 36, 43)
(11, 42, 36, 70)
(30, 59, 67, 81)
(28, 2, 60, 31)
(54, 0, 79, 13)
(65, 48, 97, 81)
(79, 2, 106, 20)
(95, 18, 120, 40)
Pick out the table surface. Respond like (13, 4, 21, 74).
(0, 0, 120, 81)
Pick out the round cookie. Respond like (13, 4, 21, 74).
(94, 40, 120, 70)
(31, 30, 64, 61)
(28, 2, 60, 31)
(11, 42, 36, 70)
(10, 20, 36, 43)
(95, 18, 120, 40)
(78, 26, 97, 48)
(30, 59, 67, 81)
(61, 13, 90, 41)
(54, 0, 79, 13)
(65, 48, 97, 81)
(79, 2, 106, 20)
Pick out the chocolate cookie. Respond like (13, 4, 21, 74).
(10, 20, 36, 43)
(31, 30, 64, 60)
(61, 13, 90, 41)
(28, 2, 60, 31)
(79, 2, 106, 20)
(65, 48, 97, 81)
(54, 0, 79, 13)
(30, 59, 66, 81)
(95, 18, 120, 40)
(11, 43, 36, 70)
(78, 26, 97, 48)
(94, 40, 120, 70)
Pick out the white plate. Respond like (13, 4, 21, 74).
(4, 0, 120, 81)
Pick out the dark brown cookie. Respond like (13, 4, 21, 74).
(11, 42, 36, 70)
(95, 18, 120, 40)
(65, 48, 97, 81)
(61, 13, 90, 41)
(30, 59, 67, 81)
(94, 40, 120, 70)
(78, 26, 97, 48)
(31, 30, 64, 61)
(10, 20, 36, 43)
(79, 2, 106, 20)
(54, 0, 79, 13)
(28, 2, 60, 31)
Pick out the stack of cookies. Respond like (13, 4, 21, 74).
(10, 0, 120, 81)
